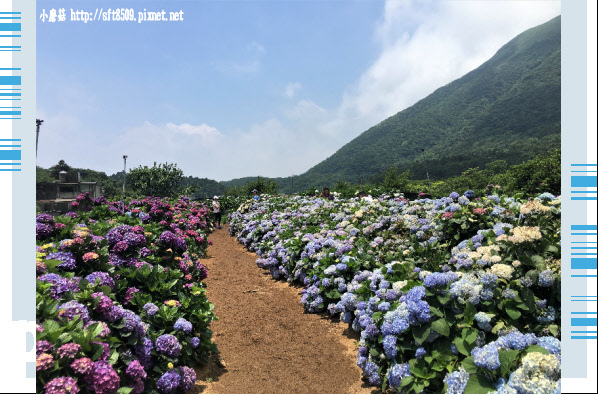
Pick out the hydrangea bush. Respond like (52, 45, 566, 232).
(36, 195, 217, 394)
(229, 191, 561, 393)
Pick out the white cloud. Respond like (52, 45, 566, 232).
(284, 82, 302, 98)
(248, 41, 266, 55)
(165, 122, 222, 138)
(214, 41, 266, 76)
(325, 0, 562, 142)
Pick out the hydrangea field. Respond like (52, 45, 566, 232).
(228, 191, 562, 393)
(36, 193, 217, 394)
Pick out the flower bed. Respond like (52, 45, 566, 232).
(36, 195, 217, 394)
(228, 191, 561, 393)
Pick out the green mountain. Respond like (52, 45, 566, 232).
(303, 16, 560, 184)
(223, 16, 561, 193)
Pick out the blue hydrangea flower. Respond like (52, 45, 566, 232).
(174, 318, 193, 334)
(383, 335, 397, 359)
(444, 367, 469, 394)
(387, 363, 410, 389)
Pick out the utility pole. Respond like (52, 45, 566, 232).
(122, 155, 128, 215)
(36, 119, 44, 158)
(421, 148, 433, 198)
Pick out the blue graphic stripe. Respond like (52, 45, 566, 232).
(0, 76, 21, 85)
(572, 176, 598, 187)
(0, 150, 21, 160)
(0, 111, 20, 115)
(572, 336, 597, 339)
(572, 225, 598, 230)
(572, 318, 598, 326)
(0, 23, 20, 31)
(572, 164, 598, 166)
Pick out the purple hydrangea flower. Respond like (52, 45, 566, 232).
(57, 343, 81, 359)
(85, 271, 115, 290)
(71, 357, 93, 375)
(44, 377, 79, 394)
(143, 302, 159, 316)
(57, 301, 90, 324)
(85, 361, 120, 394)
(134, 337, 154, 369)
(36, 340, 54, 356)
(157, 370, 180, 393)
(126, 360, 147, 380)
(190, 337, 200, 348)
(46, 251, 77, 271)
(155, 334, 181, 358)
(174, 318, 193, 334)
(179, 366, 197, 391)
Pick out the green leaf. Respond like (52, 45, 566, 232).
(506, 307, 521, 320)
(462, 328, 478, 345)
(91, 343, 106, 361)
(430, 305, 444, 317)
(108, 351, 119, 365)
(99, 286, 112, 295)
(372, 311, 383, 322)
(464, 374, 495, 394)
(546, 245, 559, 254)
(437, 293, 451, 305)
(491, 321, 505, 335)
(414, 382, 426, 393)
(117, 388, 134, 394)
(412, 324, 431, 345)
(524, 345, 550, 355)
(43, 319, 61, 334)
(498, 350, 520, 378)
(431, 318, 450, 337)
(460, 356, 477, 373)
(400, 375, 414, 388)
(531, 255, 546, 270)
(453, 338, 469, 356)
(369, 348, 379, 357)
(464, 303, 477, 324)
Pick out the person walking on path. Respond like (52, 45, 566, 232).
(212, 196, 223, 229)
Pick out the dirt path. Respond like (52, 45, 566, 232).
(191, 226, 377, 394)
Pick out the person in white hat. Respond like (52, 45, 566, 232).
(212, 196, 222, 229)
(252, 189, 260, 201)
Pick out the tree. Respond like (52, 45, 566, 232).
(245, 176, 279, 196)
(49, 160, 71, 179)
(383, 167, 412, 191)
(127, 162, 184, 197)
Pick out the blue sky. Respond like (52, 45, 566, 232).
(36, 0, 561, 180)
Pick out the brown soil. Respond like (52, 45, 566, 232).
(191, 225, 378, 394)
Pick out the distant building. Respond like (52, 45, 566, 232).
(36, 171, 102, 213)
